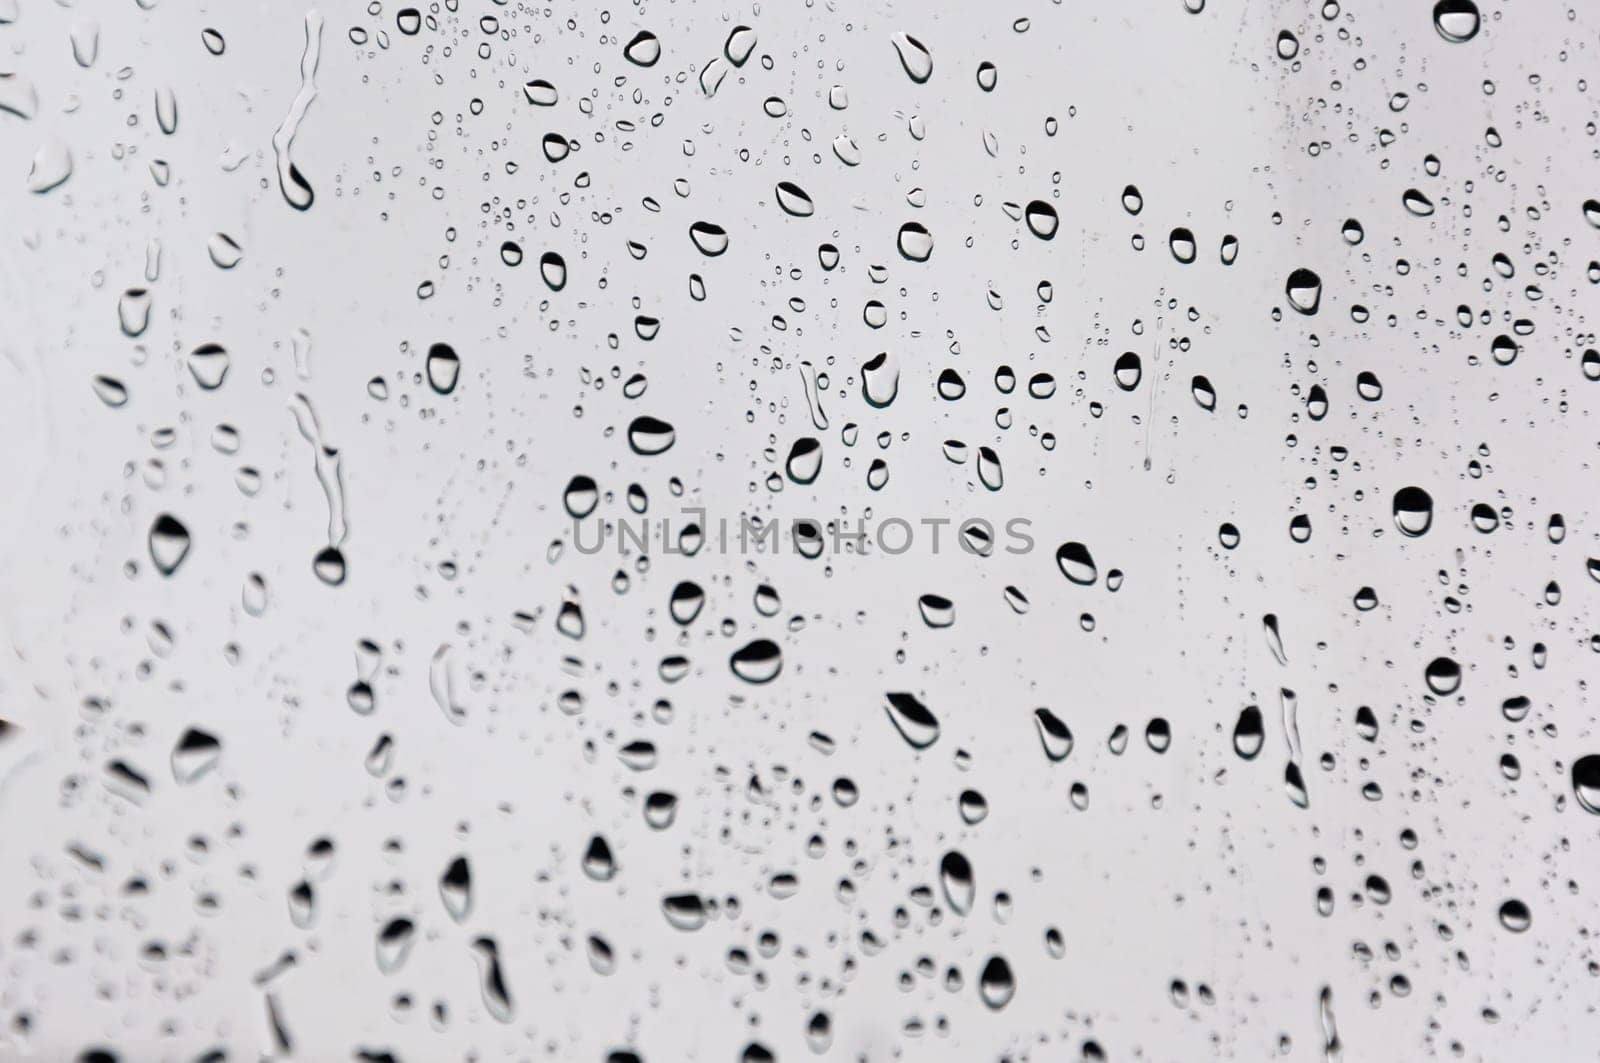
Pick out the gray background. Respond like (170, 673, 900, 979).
(1, 0, 1597, 1059)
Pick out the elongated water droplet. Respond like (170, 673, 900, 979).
(470, 937, 515, 1022)
(1233, 706, 1264, 760)
(270, 13, 323, 211)
(1033, 708, 1073, 761)
(730, 639, 782, 683)
(149, 514, 191, 576)
(884, 692, 939, 749)
(425, 343, 460, 394)
(440, 856, 472, 922)
(775, 181, 814, 217)
(1393, 486, 1433, 536)
(939, 851, 974, 915)
(891, 32, 933, 83)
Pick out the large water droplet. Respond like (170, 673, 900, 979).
(786, 437, 823, 484)
(426, 343, 460, 394)
(688, 221, 729, 256)
(861, 352, 901, 408)
(627, 415, 676, 455)
(1033, 708, 1073, 761)
(1497, 898, 1530, 933)
(1232, 706, 1264, 760)
(1024, 200, 1058, 240)
(1433, 0, 1480, 42)
(1424, 656, 1461, 696)
(622, 31, 661, 67)
(1571, 755, 1600, 814)
(149, 514, 191, 576)
(775, 181, 815, 217)
(884, 692, 939, 749)
(1392, 486, 1433, 536)
(978, 956, 1015, 1009)
(730, 639, 782, 683)
(939, 851, 974, 915)
(1285, 268, 1322, 314)
(118, 289, 152, 337)
(891, 32, 933, 83)
(1055, 541, 1097, 585)
(896, 222, 934, 262)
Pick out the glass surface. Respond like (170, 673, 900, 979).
(0, 0, 1594, 1059)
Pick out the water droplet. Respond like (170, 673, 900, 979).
(425, 343, 460, 394)
(522, 79, 558, 106)
(662, 893, 707, 930)
(1433, 0, 1480, 43)
(730, 639, 782, 684)
(785, 437, 823, 484)
(1168, 227, 1196, 263)
(861, 351, 901, 408)
(26, 140, 72, 194)
(896, 222, 934, 262)
(978, 956, 1015, 1009)
(1113, 352, 1142, 390)
(312, 546, 347, 586)
(1497, 899, 1531, 933)
(1402, 188, 1435, 217)
(149, 514, 191, 576)
(891, 32, 933, 83)
(669, 581, 705, 625)
(622, 31, 661, 67)
(1393, 487, 1433, 536)
(1056, 542, 1097, 585)
(1424, 656, 1461, 696)
(440, 856, 472, 922)
(1024, 200, 1059, 240)
(540, 251, 568, 290)
(376, 918, 415, 973)
(563, 475, 599, 518)
(775, 181, 814, 217)
(1571, 755, 1600, 814)
(207, 232, 243, 268)
(884, 692, 940, 749)
(1232, 706, 1264, 760)
(270, 13, 323, 211)
(171, 728, 221, 784)
(1285, 268, 1322, 314)
(1033, 708, 1073, 761)
(118, 289, 152, 337)
(470, 937, 515, 1022)
(627, 415, 676, 455)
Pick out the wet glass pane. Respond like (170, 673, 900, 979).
(0, 0, 1593, 1058)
